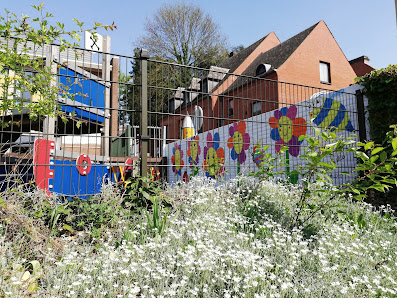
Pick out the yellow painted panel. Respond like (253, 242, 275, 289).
(0, 74, 41, 103)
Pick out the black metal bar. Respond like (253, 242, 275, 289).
(356, 89, 367, 143)
(139, 49, 149, 176)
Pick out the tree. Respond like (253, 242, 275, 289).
(137, 2, 228, 69)
(122, 48, 173, 127)
(130, 3, 228, 127)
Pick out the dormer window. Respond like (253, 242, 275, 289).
(256, 63, 272, 77)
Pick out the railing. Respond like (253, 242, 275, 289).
(0, 42, 367, 197)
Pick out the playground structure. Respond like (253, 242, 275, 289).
(0, 38, 166, 198)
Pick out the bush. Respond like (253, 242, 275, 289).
(356, 64, 397, 144)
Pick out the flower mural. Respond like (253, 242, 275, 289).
(171, 143, 184, 176)
(187, 135, 201, 166)
(227, 121, 250, 166)
(269, 105, 307, 157)
(203, 132, 225, 178)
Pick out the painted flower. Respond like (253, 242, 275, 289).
(187, 135, 201, 166)
(171, 143, 184, 176)
(269, 105, 307, 157)
(227, 121, 250, 164)
(203, 132, 225, 178)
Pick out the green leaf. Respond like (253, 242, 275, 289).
(27, 282, 39, 292)
(320, 132, 329, 141)
(371, 147, 384, 155)
(370, 155, 379, 163)
(364, 142, 374, 151)
(380, 151, 387, 163)
(314, 127, 320, 137)
(317, 162, 335, 169)
(370, 184, 386, 192)
(61, 224, 74, 232)
(356, 151, 369, 161)
(393, 138, 397, 151)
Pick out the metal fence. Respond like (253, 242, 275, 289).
(0, 42, 366, 197)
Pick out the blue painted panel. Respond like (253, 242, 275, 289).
(52, 160, 110, 199)
(61, 105, 105, 123)
(58, 67, 105, 109)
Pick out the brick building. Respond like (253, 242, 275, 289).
(161, 20, 373, 140)
(349, 56, 376, 77)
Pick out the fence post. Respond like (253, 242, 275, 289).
(139, 49, 149, 176)
(102, 36, 111, 158)
(43, 45, 56, 141)
(355, 89, 367, 142)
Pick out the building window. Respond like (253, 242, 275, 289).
(319, 61, 331, 84)
(255, 63, 271, 77)
(228, 100, 234, 117)
(252, 101, 261, 116)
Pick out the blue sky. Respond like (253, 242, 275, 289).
(2, 0, 396, 69)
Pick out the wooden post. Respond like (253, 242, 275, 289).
(43, 45, 56, 141)
(101, 36, 111, 158)
(110, 58, 119, 139)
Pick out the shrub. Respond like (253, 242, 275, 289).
(356, 64, 397, 144)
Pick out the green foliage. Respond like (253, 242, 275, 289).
(250, 125, 397, 229)
(355, 64, 397, 144)
(250, 143, 284, 180)
(145, 196, 168, 236)
(288, 128, 356, 227)
(124, 173, 165, 209)
(30, 193, 136, 240)
(0, 4, 115, 123)
(126, 51, 174, 126)
(347, 124, 397, 197)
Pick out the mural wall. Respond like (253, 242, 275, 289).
(164, 85, 369, 185)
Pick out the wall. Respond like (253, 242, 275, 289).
(160, 32, 282, 139)
(276, 21, 357, 101)
(164, 84, 368, 185)
(350, 60, 375, 77)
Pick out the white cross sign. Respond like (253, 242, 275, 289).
(84, 31, 103, 52)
